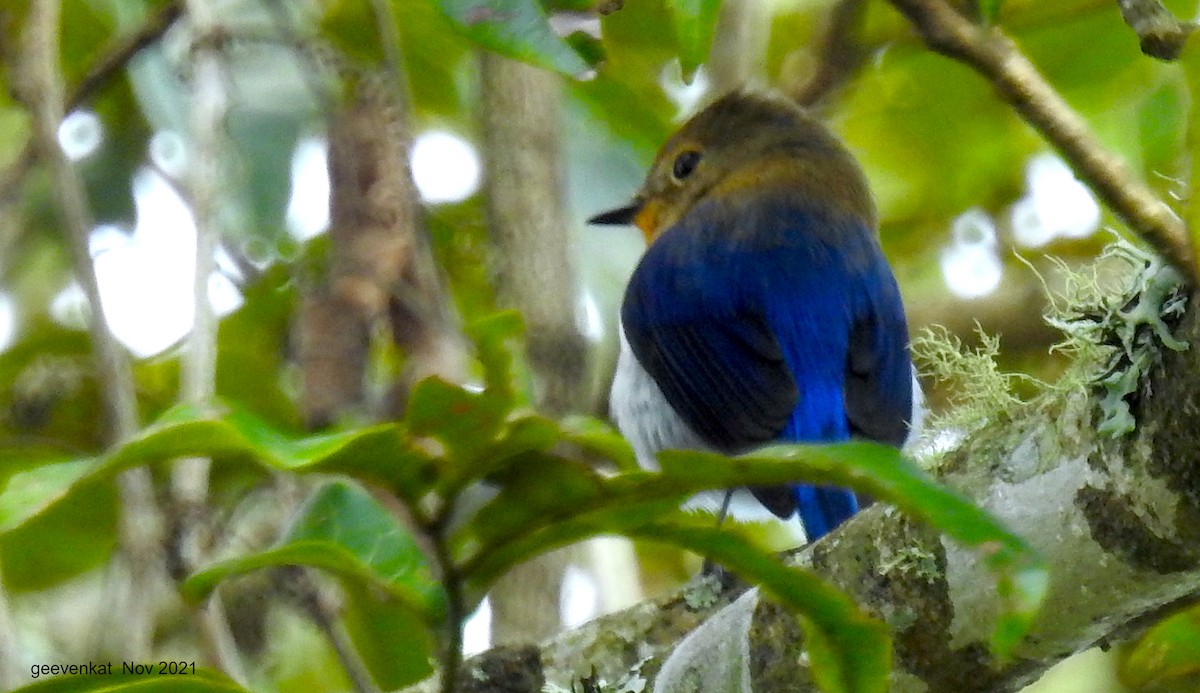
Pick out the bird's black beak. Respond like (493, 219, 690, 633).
(588, 201, 642, 226)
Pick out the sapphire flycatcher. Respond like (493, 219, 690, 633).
(590, 91, 918, 541)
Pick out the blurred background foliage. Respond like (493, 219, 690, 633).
(0, 0, 1196, 691)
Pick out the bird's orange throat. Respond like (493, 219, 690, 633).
(634, 199, 663, 243)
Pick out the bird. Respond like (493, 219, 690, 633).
(590, 90, 917, 542)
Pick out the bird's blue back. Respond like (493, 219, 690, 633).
(620, 193, 912, 539)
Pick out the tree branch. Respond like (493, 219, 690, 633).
(1115, 0, 1194, 61)
(885, 0, 1196, 282)
(791, 0, 869, 108)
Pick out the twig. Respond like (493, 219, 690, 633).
(705, 0, 769, 95)
(283, 567, 380, 693)
(1115, 0, 1194, 61)
(791, 0, 868, 108)
(20, 0, 167, 661)
(171, 1, 249, 682)
(886, 0, 1196, 282)
(0, 1, 184, 211)
(175, 0, 221, 510)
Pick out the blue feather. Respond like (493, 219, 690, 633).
(620, 196, 911, 538)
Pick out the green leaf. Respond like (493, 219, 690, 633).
(0, 476, 117, 591)
(666, 0, 721, 79)
(405, 377, 509, 465)
(0, 449, 88, 532)
(342, 582, 437, 690)
(432, 0, 592, 77)
(10, 669, 249, 692)
(184, 481, 445, 622)
(559, 414, 639, 471)
(457, 440, 1045, 660)
(658, 443, 1048, 658)
(468, 309, 524, 404)
(184, 481, 442, 690)
(0, 404, 438, 539)
(629, 519, 890, 693)
(1121, 602, 1200, 689)
(406, 312, 530, 475)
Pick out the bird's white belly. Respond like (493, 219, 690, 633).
(610, 325, 788, 522)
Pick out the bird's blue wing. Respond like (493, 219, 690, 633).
(621, 199, 911, 533)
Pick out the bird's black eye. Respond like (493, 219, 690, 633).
(672, 150, 702, 181)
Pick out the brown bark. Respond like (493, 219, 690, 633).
(296, 79, 465, 429)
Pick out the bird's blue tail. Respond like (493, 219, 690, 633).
(794, 485, 858, 541)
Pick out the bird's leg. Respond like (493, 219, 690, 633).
(715, 488, 734, 526)
(701, 489, 737, 587)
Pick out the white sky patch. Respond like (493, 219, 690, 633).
(77, 167, 242, 358)
(660, 62, 710, 115)
(411, 130, 481, 204)
(57, 110, 103, 161)
(1011, 153, 1101, 248)
(0, 292, 16, 353)
(941, 208, 1003, 299)
(50, 282, 87, 330)
(286, 137, 331, 241)
(462, 597, 492, 656)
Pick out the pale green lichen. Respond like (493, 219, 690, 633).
(1044, 241, 1188, 437)
(681, 574, 722, 611)
(911, 240, 1189, 453)
(910, 324, 1041, 447)
(877, 543, 941, 582)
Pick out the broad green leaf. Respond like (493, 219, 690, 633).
(433, 0, 592, 77)
(459, 450, 624, 549)
(666, 0, 721, 80)
(1, 476, 118, 591)
(438, 414, 562, 495)
(629, 520, 890, 693)
(185, 480, 444, 613)
(1120, 602, 1200, 689)
(10, 669, 248, 692)
(342, 581, 437, 690)
(405, 377, 508, 465)
(111, 404, 430, 496)
(407, 312, 529, 475)
(0, 404, 437, 539)
(559, 414, 638, 471)
(0, 449, 86, 531)
(463, 503, 888, 693)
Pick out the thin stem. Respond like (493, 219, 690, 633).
(791, 0, 868, 108)
(174, 0, 247, 681)
(285, 567, 380, 693)
(431, 534, 465, 693)
(20, 0, 167, 659)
